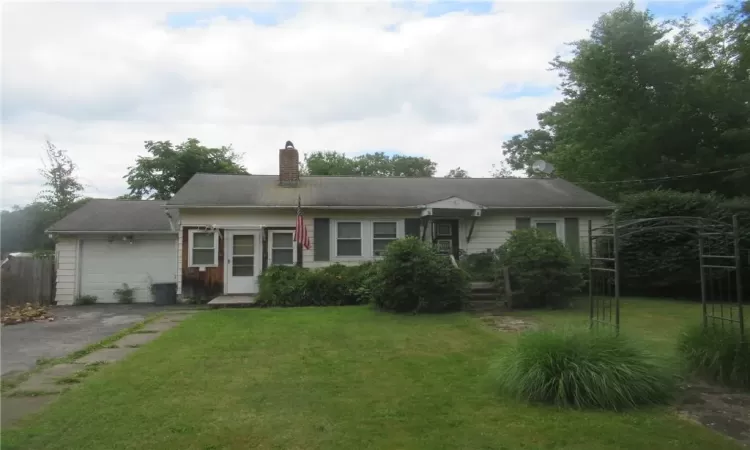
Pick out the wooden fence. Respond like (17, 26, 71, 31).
(1, 257, 56, 307)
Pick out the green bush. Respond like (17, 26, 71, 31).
(256, 263, 379, 307)
(458, 249, 501, 281)
(494, 328, 675, 410)
(75, 295, 98, 305)
(500, 228, 582, 309)
(113, 283, 135, 304)
(371, 237, 469, 313)
(256, 265, 312, 306)
(616, 190, 724, 297)
(678, 325, 750, 389)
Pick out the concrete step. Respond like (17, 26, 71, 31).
(470, 292, 498, 300)
(469, 281, 494, 290)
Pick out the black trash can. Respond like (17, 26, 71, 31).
(152, 282, 177, 305)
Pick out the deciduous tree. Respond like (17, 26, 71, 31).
(125, 138, 247, 199)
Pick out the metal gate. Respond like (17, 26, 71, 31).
(588, 216, 744, 336)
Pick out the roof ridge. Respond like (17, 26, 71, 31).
(196, 173, 538, 180)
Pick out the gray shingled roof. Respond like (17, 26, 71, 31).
(47, 200, 176, 233)
(167, 174, 613, 209)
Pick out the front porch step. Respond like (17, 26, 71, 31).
(467, 281, 506, 314)
(208, 295, 258, 309)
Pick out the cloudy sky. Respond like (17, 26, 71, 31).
(1, 0, 720, 207)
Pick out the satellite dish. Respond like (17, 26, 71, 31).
(532, 160, 555, 174)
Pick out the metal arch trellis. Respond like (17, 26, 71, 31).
(587, 215, 745, 337)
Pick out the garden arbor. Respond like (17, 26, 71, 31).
(588, 216, 745, 337)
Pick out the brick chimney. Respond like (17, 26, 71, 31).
(279, 141, 300, 187)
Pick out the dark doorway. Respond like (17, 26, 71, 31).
(432, 219, 460, 260)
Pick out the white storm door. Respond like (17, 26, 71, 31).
(225, 231, 261, 294)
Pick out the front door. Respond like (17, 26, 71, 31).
(226, 231, 261, 294)
(432, 219, 460, 260)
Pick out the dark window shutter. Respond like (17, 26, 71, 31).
(515, 217, 531, 229)
(564, 217, 580, 255)
(405, 218, 421, 238)
(314, 218, 330, 261)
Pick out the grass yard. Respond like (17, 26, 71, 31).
(2, 300, 742, 450)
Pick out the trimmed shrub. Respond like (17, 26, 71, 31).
(371, 237, 469, 313)
(494, 328, 675, 410)
(75, 295, 98, 305)
(678, 325, 750, 389)
(500, 228, 582, 309)
(256, 263, 379, 307)
(256, 265, 311, 306)
(348, 261, 380, 304)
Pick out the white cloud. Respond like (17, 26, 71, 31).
(2, 1, 651, 207)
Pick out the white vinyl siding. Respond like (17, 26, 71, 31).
(54, 237, 78, 305)
(177, 208, 610, 269)
(463, 212, 609, 255)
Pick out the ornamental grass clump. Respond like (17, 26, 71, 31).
(494, 328, 675, 410)
(678, 324, 750, 389)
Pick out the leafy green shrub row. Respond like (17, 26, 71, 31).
(494, 328, 675, 410)
(372, 237, 469, 313)
(256, 263, 378, 307)
(499, 228, 582, 309)
(678, 325, 750, 389)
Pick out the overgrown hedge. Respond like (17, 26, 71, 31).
(615, 190, 750, 297)
(498, 228, 582, 308)
(256, 263, 378, 307)
(372, 237, 469, 313)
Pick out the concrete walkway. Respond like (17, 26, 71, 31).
(1, 310, 198, 428)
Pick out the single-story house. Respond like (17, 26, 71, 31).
(48, 142, 613, 304)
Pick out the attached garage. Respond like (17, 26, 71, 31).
(79, 236, 176, 303)
(47, 200, 178, 305)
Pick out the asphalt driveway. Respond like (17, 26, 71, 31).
(1, 305, 184, 376)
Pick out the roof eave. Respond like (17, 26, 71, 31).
(165, 204, 614, 210)
(46, 230, 177, 235)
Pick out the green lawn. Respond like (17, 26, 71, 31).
(3, 300, 741, 450)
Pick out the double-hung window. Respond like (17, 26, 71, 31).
(372, 221, 397, 256)
(335, 222, 362, 257)
(189, 230, 218, 267)
(531, 218, 565, 242)
(269, 231, 295, 266)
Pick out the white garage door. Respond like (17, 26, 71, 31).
(80, 236, 177, 303)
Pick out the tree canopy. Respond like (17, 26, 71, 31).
(37, 140, 84, 220)
(2, 141, 87, 254)
(304, 151, 437, 177)
(125, 138, 248, 200)
(502, 1, 750, 199)
(445, 167, 469, 178)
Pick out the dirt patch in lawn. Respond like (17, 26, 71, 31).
(477, 315, 538, 332)
(675, 381, 750, 446)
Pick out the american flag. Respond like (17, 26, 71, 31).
(295, 195, 311, 250)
